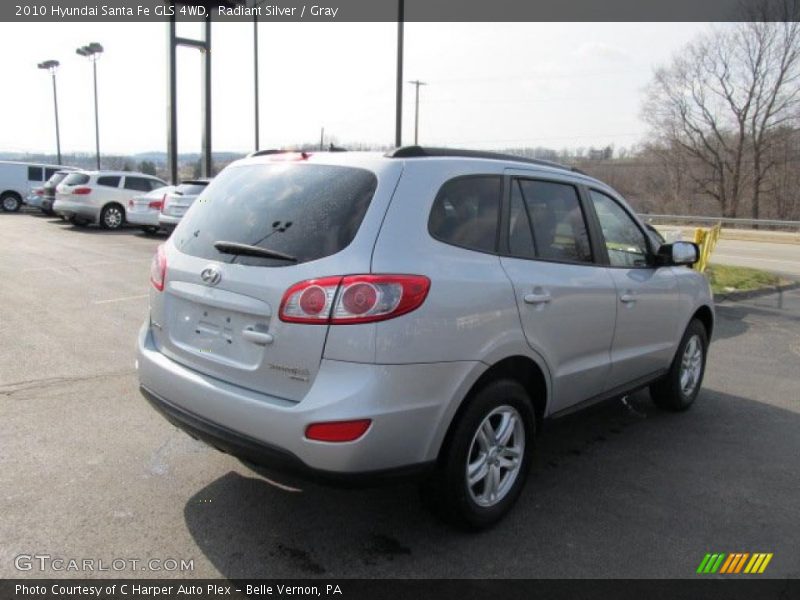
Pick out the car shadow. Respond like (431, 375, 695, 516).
(50, 220, 143, 236)
(181, 386, 800, 578)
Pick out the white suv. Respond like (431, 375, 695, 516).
(137, 147, 714, 528)
(54, 171, 167, 229)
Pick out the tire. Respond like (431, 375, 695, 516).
(1, 192, 22, 212)
(100, 204, 125, 230)
(421, 378, 535, 530)
(141, 226, 159, 235)
(650, 319, 708, 411)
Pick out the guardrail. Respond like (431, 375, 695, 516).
(640, 214, 800, 232)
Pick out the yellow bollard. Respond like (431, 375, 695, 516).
(691, 223, 721, 273)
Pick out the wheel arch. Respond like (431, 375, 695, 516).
(691, 304, 714, 341)
(433, 354, 549, 463)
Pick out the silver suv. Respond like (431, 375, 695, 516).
(137, 147, 713, 528)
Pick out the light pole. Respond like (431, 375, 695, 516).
(76, 42, 103, 170)
(37, 60, 62, 165)
(395, 0, 404, 147)
(408, 80, 427, 145)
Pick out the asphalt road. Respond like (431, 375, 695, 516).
(713, 238, 800, 279)
(1, 212, 799, 579)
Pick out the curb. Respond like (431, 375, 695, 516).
(713, 280, 800, 303)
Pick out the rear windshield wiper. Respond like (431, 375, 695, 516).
(214, 241, 298, 262)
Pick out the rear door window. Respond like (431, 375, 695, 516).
(62, 173, 90, 186)
(97, 176, 121, 188)
(44, 168, 60, 179)
(512, 179, 593, 264)
(173, 164, 378, 267)
(27, 166, 43, 182)
(428, 176, 501, 253)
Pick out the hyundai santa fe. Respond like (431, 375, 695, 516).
(137, 147, 714, 528)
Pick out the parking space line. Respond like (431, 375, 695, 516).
(92, 294, 149, 305)
(11, 258, 151, 273)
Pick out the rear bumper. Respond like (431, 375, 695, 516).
(127, 209, 159, 227)
(140, 385, 433, 486)
(136, 321, 480, 477)
(25, 194, 43, 208)
(158, 213, 181, 228)
(53, 199, 98, 221)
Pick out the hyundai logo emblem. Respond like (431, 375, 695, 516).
(200, 266, 222, 286)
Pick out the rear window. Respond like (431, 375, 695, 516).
(62, 173, 90, 186)
(46, 172, 69, 187)
(173, 164, 378, 266)
(97, 176, 121, 188)
(175, 182, 208, 195)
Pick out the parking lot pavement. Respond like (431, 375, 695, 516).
(1, 213, 799, 579)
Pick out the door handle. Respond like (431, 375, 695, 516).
(524, 292, 552, 305)
(619, 293, 637, 304)
(242, 328, 274, 346)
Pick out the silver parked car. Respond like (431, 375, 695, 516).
(54, 170, 167, 229)
(137, 147, 714, 528)
(127, 185, 176, 234)
(158, 179, 210, 231)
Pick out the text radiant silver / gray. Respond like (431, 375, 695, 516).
(137, 147, 714, 529)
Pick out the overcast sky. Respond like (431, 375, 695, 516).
(0, 22, 714, 156)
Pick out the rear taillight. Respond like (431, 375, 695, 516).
(279, 274, 430, 325)
(72, 187, 91, 195)
(148, 199, 163, 210)
(305, 419, 372, 442)
(34, 188, 43, 196)
(149, 244, 167, 291)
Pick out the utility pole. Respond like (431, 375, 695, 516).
(395, 0, 404, 147)
(408, 80, 427, 145)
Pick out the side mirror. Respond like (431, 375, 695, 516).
(657, 241, 699, 266)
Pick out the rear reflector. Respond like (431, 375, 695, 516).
(279, 274, 430, 324)
(149, 244, 167, 291)
(305, 419, 372, 442)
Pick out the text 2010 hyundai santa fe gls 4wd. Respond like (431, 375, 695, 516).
(137, 147, 713, 529)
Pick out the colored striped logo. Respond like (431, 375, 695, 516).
(696, 553, 773, 574)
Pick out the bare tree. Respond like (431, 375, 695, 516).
(643, 0, 800, 218)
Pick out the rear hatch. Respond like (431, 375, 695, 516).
(55, 172, 90, 201)
(131, 186, 174, 214)
(162, 181, 208, 218)
(149, 157, 400, 402)
(43, 172, 71, 199)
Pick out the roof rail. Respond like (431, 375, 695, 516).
(248, 149, 307, 158)
(385, 146, 583, 174)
